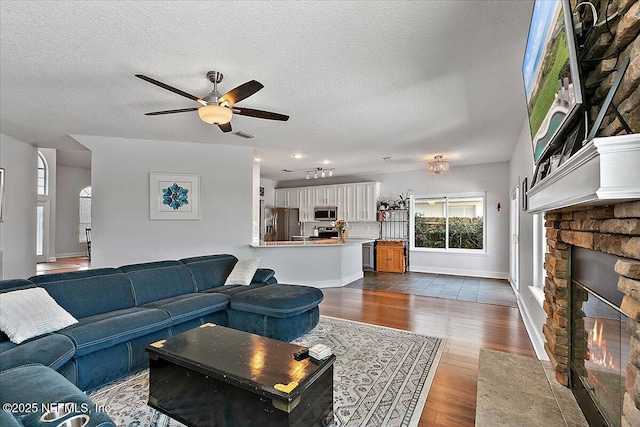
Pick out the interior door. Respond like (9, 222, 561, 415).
(509, 185, 520, 292)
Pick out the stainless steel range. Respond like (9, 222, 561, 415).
(311, 226, 339, 240)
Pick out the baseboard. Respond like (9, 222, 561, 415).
(55, 252, 87, 259)
(517, 292, 549, 361)
(409, 265, 509, 280)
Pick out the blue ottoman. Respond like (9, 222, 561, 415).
(227, 284, 323, 341)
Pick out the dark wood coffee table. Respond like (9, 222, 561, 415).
(145, 323, 334, 427)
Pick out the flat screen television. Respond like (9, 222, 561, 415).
(523, 0, 584, 164)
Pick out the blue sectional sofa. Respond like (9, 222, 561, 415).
(0, 254, 323, 426)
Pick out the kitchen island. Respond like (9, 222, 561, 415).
(250, 238, 374, 288)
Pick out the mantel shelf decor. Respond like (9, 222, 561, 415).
(527, 134, 640, 214)
(149, 173, 201, 220)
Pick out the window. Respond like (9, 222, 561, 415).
(36, 204, 45, 256)
(37, 151, 48, 195)
(79, 186, 91, 243)
(412, 194, 485, 251)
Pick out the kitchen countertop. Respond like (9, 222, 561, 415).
(251, 238, 375, 247)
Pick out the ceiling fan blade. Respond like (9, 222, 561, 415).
(135, 74, 204, 104)
(233, 107, 289, 121)
(218, 122, 232, 133)
(219, 80, 264, 106)
(144, 107, 199, 116)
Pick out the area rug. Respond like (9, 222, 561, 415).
(88, 316, 445, 427)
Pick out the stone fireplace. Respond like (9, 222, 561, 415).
(524, 0, 639, 423)
(542, 201, 640, 426)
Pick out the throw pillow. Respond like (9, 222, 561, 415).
(0, 287, 78, 344)
(224, 258, 261, 286)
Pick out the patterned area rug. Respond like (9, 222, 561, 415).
(88, 316, 445, 427)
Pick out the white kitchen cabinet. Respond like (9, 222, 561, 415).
(338, 185, 358, 221)
(362, 182, 379, 221)
(349, 182, 379, 221)
(274, 188, 299, 208)
(277, 182, 379, 221)
(313, 186, 338, 206)
(298, 188, 315, 221)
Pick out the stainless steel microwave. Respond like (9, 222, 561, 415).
(314, 206, 337, 221)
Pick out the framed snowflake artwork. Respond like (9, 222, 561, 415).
(149, 173, 200, 220)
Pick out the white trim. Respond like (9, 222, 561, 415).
(528, 134, 640, 213)
(55, 252, 87, 259)
(411, 247, 487, 255)
(518, 289, 549, 361)
(529, 285, 545, 307)
(409, 265, 508, 280)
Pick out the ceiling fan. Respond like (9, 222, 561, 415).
(135, 71, 289, 133)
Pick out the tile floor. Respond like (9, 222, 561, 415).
(346, 271, 518, 307)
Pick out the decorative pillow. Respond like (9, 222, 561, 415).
(224, 258, 261, 286)
(0, 287, 78, 344)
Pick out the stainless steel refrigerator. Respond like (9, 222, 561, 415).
(265, 208, 300, 241)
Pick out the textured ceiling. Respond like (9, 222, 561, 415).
(0, 1, 533, 181)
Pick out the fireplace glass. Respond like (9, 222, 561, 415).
(572, 280, 629, 427)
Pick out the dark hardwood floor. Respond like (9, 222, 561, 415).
(320, 287, 535, 426)
(38, 259, 535, 426)
(36, 256, 90, 275)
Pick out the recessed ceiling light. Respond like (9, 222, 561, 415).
(292, 153, 304, 159)
(253, 157, 261, 162)
(383, 157, 395, 162)
(322, 160, 331, 164)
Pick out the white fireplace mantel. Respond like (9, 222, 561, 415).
(527, 134, 640, 214)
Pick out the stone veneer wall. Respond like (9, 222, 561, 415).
(575, 0, 639, 135)
(542, 201, 640, 426)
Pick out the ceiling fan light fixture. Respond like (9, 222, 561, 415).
(426, 155, 450, 175)
(198, 104, 232, 125)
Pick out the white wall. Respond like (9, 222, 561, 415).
(509, 120, 547, 359)
(76, 136, 255, 268)
(260, 178, 276, 208)
(56, 165, 91, 257)
(0, 134, 37, 279)
(366, 163, 510, 278)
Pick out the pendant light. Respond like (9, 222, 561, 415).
(426, 156, 449, 175)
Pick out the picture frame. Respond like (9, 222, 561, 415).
(521, 177, 528, 211)
(559, 114, 588, 166)
(536, 160, 549, 184)
(548, 154, 562, 174)
(0, 168, 4, 222)
(150, 173, 200, 220)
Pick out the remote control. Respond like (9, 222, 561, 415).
(293, 348, 309, 361)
